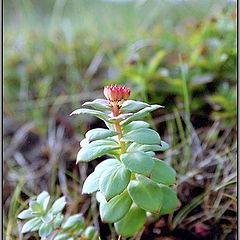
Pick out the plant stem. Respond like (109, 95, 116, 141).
(114, 122, 126, 153)
(112, 104, 126, 154)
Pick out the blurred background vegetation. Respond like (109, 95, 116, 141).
(4, 0, 236, 239)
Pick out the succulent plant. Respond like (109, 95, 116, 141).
(71, 84, 179, 238)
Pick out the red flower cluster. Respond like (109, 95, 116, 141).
(104, 84, 130, 102)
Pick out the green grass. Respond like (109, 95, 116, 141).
(4, 0, 230, 39)
(3, 0, 237, 239)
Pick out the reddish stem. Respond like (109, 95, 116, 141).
(111, 104, 126, 153)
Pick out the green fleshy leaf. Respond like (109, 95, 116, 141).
(37, 191, 50, 211)
(114, 205, 146, 237)
(95, 158, 120, 171)
(109, 113, 133, 121)
(82, 159, 119, 194)
(54, 233, 71, 240)
(121, 128, 161, 145)
(121, 100, 150, 113)
(99, 162, 131, 200)
(17, 209, 33, 219)
(127, 141, 169, 152)
(77, 140, 120, 163)
(62, 214, 85, 229)
(128, 175, 163, 213)
(159, 186, 179, 215)
(36, 191, 49, 205)
(100, 190, 132, 223)
(81, 136, 118, 148)
(49, 196, 66, 214)
(104, 120, 116, 131)
(82, 99, 111, 111)
(21, 217, 42, 233)
(82, 171, 102, 194)
(122, 120, 150, 134)
(42, 212, 54, 224)
(80, 138, 90, 147)
(159, 140, 170, 151)
(121, 105, 162, 125)
(145, 151, 156, 157)
(150, 158, 176, 185)
(85, 128, 118, 142)
(30, 201, 42, 214)
(96, 191, 107, 204)
(70, 108, 110, 122)
(39, 222, 54, 238)
(31, 223, 43, 232)
(53, 213, 64, 228)
(120, 151, 154, 176)
(83, 226, 98, 239)
(127, 142, 162, 152)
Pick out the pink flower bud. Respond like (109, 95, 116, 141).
(104, 84, 131, 102)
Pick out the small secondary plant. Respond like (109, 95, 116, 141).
(17, 191, 98, 240)
(71, 84, 179, 238)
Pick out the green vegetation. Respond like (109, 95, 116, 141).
(71, 92, 178, 237)
(17, 191, 98, 239)
(4, 0, 236, 239)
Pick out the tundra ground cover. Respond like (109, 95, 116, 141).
(4, 1, 236, 239)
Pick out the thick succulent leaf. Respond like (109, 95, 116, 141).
(17, 209, 33, 219)
(122, 120, 150, 134)
(42, 212, 54, 224)
(70, 108, 110, 122)
(145, 151, 156, 157)
(85, 128, 118, 142)
(82, 171, 101, 194)
(82, 159, 119, 194)
(121, 105, 162, 125)
(62, 214, 85, 229)
(121, 100, 150, 113)
(36, 191, 50, 211)
(159, 186, 179, 215)
(99, 162, 131, 200)
(128, 141, 169, 152)
(121, 128, 161, 145)
(150, 158, 176, 185)
(109, 113, 133, 121)
(21, 217, 42, 233)
(83, 226, 98, 239)
(95, 158, 120, 172)
(100, 190, 132, 223)
(80, 138, 89, 148)
(96, 191, 107, 204)
(114, 205, 146, 237)
(127, 142, 163, 152)
(80, 137, 118, 148)
(49, 196, 66, 214)
(32, 221, 44, 232)
(53, 213, 64, 229)
(128, 175, 163, 213)
(159, 140, 170, 151)
(30, 201, 42, 214)
(120, 151, 154, 176)
(104, 120, 115, 131)
(77, 140, 120, 163)
(77, 145, 120, 163)
(39, 222, 54, 238)
(82, 99, 111, 111)
(54, 233, 71, 240)
(36, 191, 49, 205)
